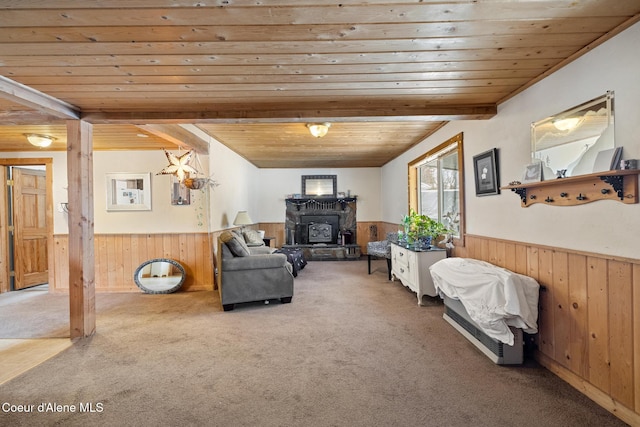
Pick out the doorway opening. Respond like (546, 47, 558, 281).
(0, 158, 66, 340)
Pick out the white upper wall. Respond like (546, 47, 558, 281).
(255, 168, 381, 222)
(0, 149, 210, 234)
(93, 150, 209, 234)
(194, 125, 261, 230)
(381, 22, 640, 259)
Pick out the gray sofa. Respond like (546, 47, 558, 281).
(216, 230, 294, 311)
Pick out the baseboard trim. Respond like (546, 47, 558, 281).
(535, 350, 639, 426)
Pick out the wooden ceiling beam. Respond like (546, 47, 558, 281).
(0, 110, 66, 125)
(82, 103, 497, 124)
(0, 76, 79, 120)
(136, 124, 209, 155)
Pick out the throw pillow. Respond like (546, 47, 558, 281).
(219, 230, 250, 257)
(243, 230, 265, 247)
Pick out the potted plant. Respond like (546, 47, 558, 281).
(401, 209, 449, 248)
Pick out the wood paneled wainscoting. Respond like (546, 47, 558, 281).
(258, 221, 383, 252)
(455, 235, 640, 426)
(52, 233, 215, 293)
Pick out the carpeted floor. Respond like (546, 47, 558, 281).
(0, 260, 627, 426)
(0, 284, 69, 338)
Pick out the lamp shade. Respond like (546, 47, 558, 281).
(306, 123, 331, 138)
(233, 211, 253, 226)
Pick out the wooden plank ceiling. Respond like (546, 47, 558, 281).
(0, 1, 638, 167)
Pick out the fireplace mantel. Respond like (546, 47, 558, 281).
(284, 197, 360, 260)
(285, 197, 357, 209)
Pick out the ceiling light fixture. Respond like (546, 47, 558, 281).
(306, 123, 331, 138)
(24, 133, 55, 148)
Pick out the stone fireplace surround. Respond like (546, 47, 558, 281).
(284, 197, 361, 261)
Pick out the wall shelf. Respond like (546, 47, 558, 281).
(501, 170, 640, 207)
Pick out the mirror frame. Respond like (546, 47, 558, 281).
(133, 258, 186, 294)
(531, 91, 614, 179)
(301, 174, 337, 198)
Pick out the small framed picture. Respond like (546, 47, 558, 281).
(522, 163, 543, 183)
(473, 148, 500, 196)
(105, 172, 151, 211)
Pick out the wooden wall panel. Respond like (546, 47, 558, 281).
(634, 264, 640, 414)
(587, 256, 610, 393)
(608, 260, 634, 408)
(552, 251, 570, 368)
(463, 234, 639, 425)
(538, 248, 555, 358)
(257, 223, 285, 248)
(514, 244, 528, 276)
(567, 253, 589, 377)
(52, 232, 214, 293)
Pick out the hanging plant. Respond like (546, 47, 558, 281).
(184, 176, 219, 190)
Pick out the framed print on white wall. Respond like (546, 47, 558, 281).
(106, 172, 151, 211)
(473, 148, 500, 196)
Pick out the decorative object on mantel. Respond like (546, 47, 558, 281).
(473, 148, 500, 196)
(501, 169, 640, 207)
(157, 148, 198, 183)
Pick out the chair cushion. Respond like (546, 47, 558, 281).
(367, 240, 391, 258)
(243, 230, 265, 247)
(220, 230, 250, 257)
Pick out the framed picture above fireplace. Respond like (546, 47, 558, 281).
(301, 175, 337, 198)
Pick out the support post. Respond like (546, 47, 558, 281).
(66, 120, 95, 339)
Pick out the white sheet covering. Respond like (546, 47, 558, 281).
(429, 258, 539, 346)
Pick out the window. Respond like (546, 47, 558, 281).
(408, 133, 465, 245)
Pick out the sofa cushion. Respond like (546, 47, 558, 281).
(220, 230, 250, 257)
(243, 229, 265, 247)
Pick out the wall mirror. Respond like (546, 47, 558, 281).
(134, 258, 185, 294)
(531, 91, 614, 179)
(301, 175, 337, 198)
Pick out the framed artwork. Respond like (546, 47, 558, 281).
(522, 163, 543, 183)
(473, 148, 500, 196)
(106, 172, 151, 211)
(171, 175, 190, 205)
